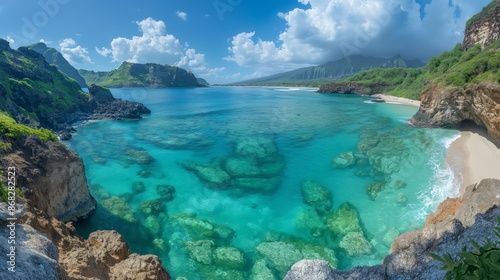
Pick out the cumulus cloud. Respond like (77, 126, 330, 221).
(176, 11, 188, 21)
(225, 0, 491, 76)
(59, 38, 93, 65)
(97, 17, 225, 80)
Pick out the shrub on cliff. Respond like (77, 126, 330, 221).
(430, 217, 500, 279)
(0, 112, 57, 142)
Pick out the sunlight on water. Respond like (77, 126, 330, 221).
(67, 87, 459, 279)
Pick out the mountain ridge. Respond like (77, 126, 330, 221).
(230, 54, 424, 86)
(79, 62, 204, 88)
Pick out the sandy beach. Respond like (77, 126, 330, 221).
(447, 131, 500, 196)
(372, 94, 421, 107)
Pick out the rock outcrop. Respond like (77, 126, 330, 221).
(410, 82, 500, 144)
(318, 81, 388, 95)
(0, 135, 96, 222)
(284, 178, 500, 279)
(463, 0, 500, 50)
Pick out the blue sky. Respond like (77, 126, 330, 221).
(0, 0, 491, 83)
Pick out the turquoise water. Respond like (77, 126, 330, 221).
(68, 87, 459, 279)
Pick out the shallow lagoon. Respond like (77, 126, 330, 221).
(69, 87, 459, 279)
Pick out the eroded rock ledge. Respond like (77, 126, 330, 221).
(285, 178, 500, 280)
(410, 82, 500, 145)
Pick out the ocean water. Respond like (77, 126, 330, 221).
(68, 87, 459, 279)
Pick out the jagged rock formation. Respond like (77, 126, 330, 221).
(28, 42, 88, 88)
(79, 62, 203, 88)
(410, 82, 500, 144)
(463, 0, 500, 50)
(285, 178, 500, 279)
(0, 135, 96, 222)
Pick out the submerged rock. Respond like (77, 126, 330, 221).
(185, 240, 215, 265)
(257, 240, 337, 276)
(331, 152, 356, 169)
(156, 184, 176, 201)
(224, 157, 284, 178)
(125, 149, 155, 165)
(300, 180, 333, 214)
(339, 231, 373, 257)
(284, 260, 335, 280)
(181, 159, 231, 188)
(213, 246, 246, 269)
(131, 181, 146, 194)
(250, 260, 277, 280)
(139, 200, 166, 216)
(172, 214, 235, 244)
(296, 207, 327, 238)
(326, 202, 363, 237)
(231, 177, 281, 194)
(235, 136, 279, 162)
(102, 196, 136, 223)
(366, 181, 385, 200)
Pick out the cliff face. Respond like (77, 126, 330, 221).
(463, 0, 500, 50)
(410, 82, 500, 144)
(0, 135, 96, 222)
(285, 179, 500, 279)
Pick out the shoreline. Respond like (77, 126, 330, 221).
(447, 131, 500, 196)
(372, 93, 421, 107)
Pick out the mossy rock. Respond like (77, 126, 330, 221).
(125, 149, 155, 165)
(213, 247, 246, 270)
(231, 177, 281, 194)
(250, 260, 277, 280)
(300, 180, 333, 214)
(326, 202, 363, 237)
(296, 207, 327, 238)
(102, 196, 136, 223)
(185, 240, 215, 265)
(331, 151, 356, 169)
(156, 184, 176, 201)
(138, 199, 166, 216)
(366, 181, 385, 200)
(172, 213, 235, 244)
(339, 231, 373, 257)
(181, 159, 231, 188)
(131, 181, 146, 194)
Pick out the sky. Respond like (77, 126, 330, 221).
(0, 0, 492, 84)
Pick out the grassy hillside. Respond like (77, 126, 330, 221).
(28, 42, 88, 88)
(79, 62, 202, 88)
(320, 41, 500, 100)
(0, 39, 93, 129)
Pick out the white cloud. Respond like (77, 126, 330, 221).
(225, 0, 491, 76)
(6, 36, 14, 44)
(97, 17, 226, 80)
(176, 11, 188, 21)
(59, 38, 93, 65)
(97, 17, 183, 64)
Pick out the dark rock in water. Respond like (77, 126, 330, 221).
(366, 181, 385, 200)
(137, 169, 153, 178)
(92, 99, 151, 120)
(139, 199, 166, 216)
(331, 152, 356, 169)
(284, 260, 336, 280)
(371, 98, 385, 103)
(181, 159, 231, 189)
(326, 202, 364, 237)
(125, 149, 155, 165)
(156, 184, 176, 201)
(119, 192, 134, 203)
(132, 182, 146, 194)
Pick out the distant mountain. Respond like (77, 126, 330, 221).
(79, 62, 204, 88)
(28, 42, 87, 88)
(197, 78, 210, 86)
(231, 55, 424, 86)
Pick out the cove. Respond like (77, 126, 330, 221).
(68, 87, 459, 279)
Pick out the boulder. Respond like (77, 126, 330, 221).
(326, 202, 363, 237)
(366, 181, 385, 200)
(125, 149, 155, 165)
(250, 259, 277, 280)
(331, 152, 356, 169)
(132, 181, 146, 194)
(172, 214, 235, 244)
(110, 254, 170, 280)
(185, 240, 215, 265)
(181, 160, 231, 188)
(102, 196, 136, 223)
(139, 199, 166, 216)
(339, 231, 373, 257)
(213, 246, 246, 269)
(284, 260, 335, 280)
(300, 180, 333, 214)
(156, 184, 176, 201)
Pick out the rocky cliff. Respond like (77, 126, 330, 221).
(0, 119, 170, 279)
(318, 81, 389, 95)
(463, 0, 500, 50)
(285, 179, 500, 279)
(411, 82, 500, 144)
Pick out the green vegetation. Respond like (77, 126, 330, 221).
(0, 113, 57, 142)
(466, 0, 500, 28)
(79, 62, 202, 88)
(0, 170, 24, 203)
(230, 55, 424, 86)
(0, 41, 93, 128)
(429, 217, 500, 280)
(322, 39, 500, 100)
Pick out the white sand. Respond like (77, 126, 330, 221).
(447, 131, 500, 196)
(372, 94, 421, 107)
